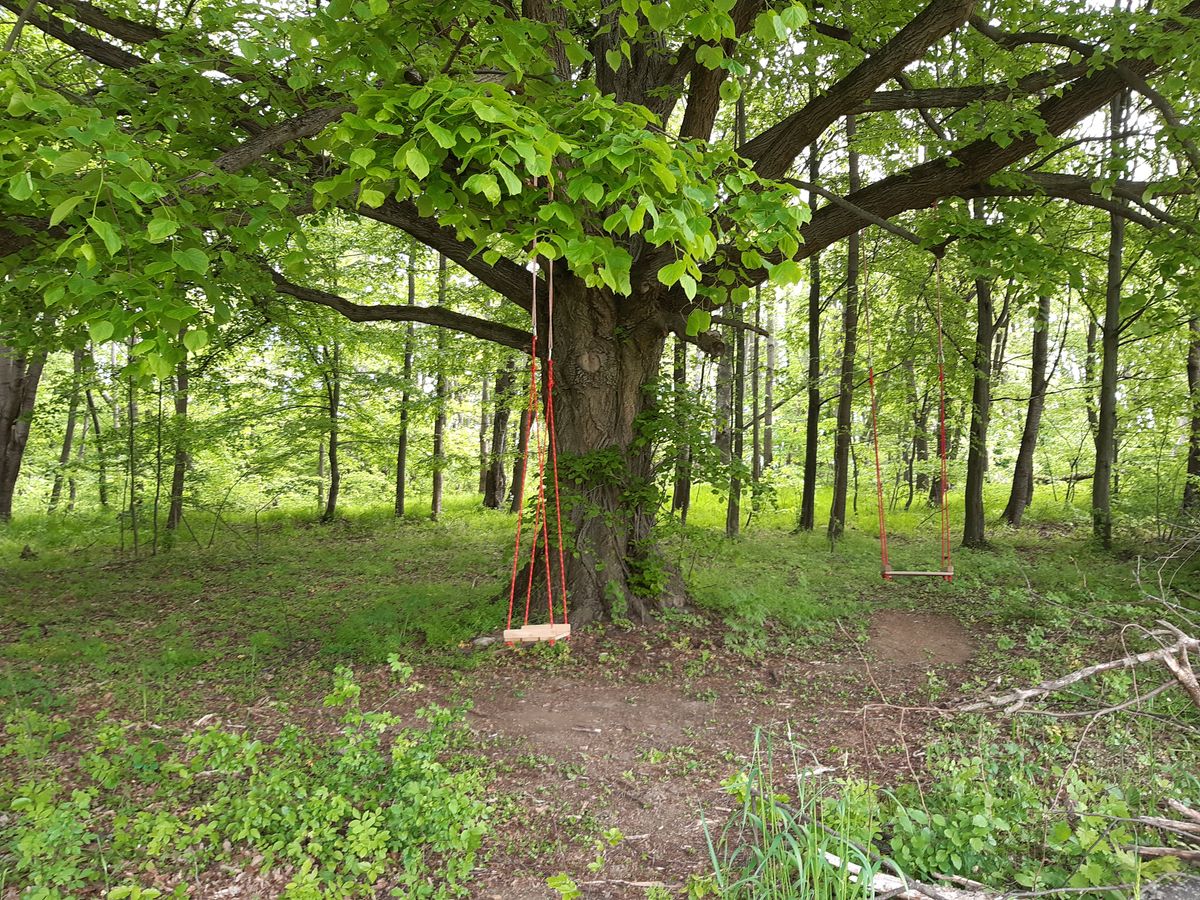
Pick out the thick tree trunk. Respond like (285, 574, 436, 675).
(431, 254, 448, 521)
(1093, 92, 1127, 548)
(828, 116, 860, 540)
(395, 260, 416, 517)
(484, 359, 514, 509)
(1184, 318, 1200, 513)
(670, 336, 692, 524)
(48, 349, 85, 513)
(962, 201, 996, 550)
(166, 347, 188, 531)
(798, 146, 822, 531)
(1002, 293, 1051, 526)
(518, 274, 674, 627)
(0, 343, 45, 522)
(321, 344, 340, 523)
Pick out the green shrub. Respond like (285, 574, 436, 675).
(1, 667, 490, 898)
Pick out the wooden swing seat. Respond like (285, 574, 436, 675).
(503, 623, 571, 643)
(884, 567, 953, 579)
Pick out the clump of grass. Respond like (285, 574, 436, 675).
(702, 728, 886, 899)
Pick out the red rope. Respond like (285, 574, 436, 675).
(506, 178, 570, 640)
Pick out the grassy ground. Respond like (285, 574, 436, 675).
(1, 488, 1197, 897)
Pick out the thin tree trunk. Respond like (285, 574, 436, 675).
(69, 412, 86, 511)
(0, 343, 46, 521)
(1093, 90, 1127, 548)
(395, 258, 416, 517)
(798, 144, 822, 531)
(85, 382, 108, 508)
(485, 359, 514, 509)
(764, 298, 775, 471)
(478, 373, 490, 494)
(509, 398, 530, 514)
(671, 336, 692, 524)
(321, 343, 340, 523)
(726, 303, 745, 538)
(1184, 317, 1200, 513)
(715, 329, 732, 464)
(431, 253, 448, 521)
(962, 200, 996, 550)
(166, 342, 188, 531)
(126, 342, 139, 555)
(751, 289, 762, 484)
(1002, 293, 1051, 526)
(48, 348, 84, 513)
(828, 115, 860, 540)
(317, 439, 325, 511)
(152, 378, 164, 554)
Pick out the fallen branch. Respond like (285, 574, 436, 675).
(958, 634, 1200, 713)
(1131, 846, 1200, 864)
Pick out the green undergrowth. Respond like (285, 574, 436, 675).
(705, 722, 1197, 899)
(0, 665, 489, 898)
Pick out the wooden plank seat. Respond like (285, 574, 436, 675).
(503, 622, 571, 643)
(884, 568, 953, 578)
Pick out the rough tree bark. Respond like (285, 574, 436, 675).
(1002, 292, 1052, 526)
(0, 343, 46, 521)
(714, 326, 732, 464)
(48, 349, 85, 513)
(828, 115, 860, 540)
(751, 290, 762, 484)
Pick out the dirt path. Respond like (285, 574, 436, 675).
(459, 609, 978, 898)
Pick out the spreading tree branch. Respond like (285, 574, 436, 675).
(270, 270, 534, 351)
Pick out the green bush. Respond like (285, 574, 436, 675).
(1, 667, 490, 898)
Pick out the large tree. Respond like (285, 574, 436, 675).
(2, 0, 1197, 621)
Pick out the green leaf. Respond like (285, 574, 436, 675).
(350, 147, 376, 168)
(49, 196, 84, 226)
(464, 173, 501, 204)
(87, 217, 123, 256)
(359, 188, 386, 207)
(183, 329, 209, 353)
(405, 146, 430, 179)
(173, 247, 210, 275)
(471, 100, 509, 124)
(494, 162, 522, 196)
(8, 172, 34, 201)
(88, 321, 114, 344)
(425, 122, 456, 149)
(605, 48, 623, 72)
(769, 259, 803, 284)
(685, 308, 711, 336)
(147, 217, 178, 243)
(50, 149, 92, 175)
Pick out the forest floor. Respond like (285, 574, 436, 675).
(1, 495, 1197, 897)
